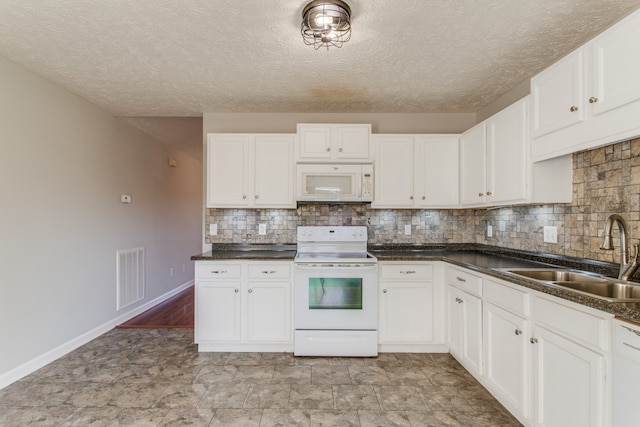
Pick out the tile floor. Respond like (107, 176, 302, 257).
(0, 328, 521, 426)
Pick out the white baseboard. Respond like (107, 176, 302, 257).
(0, 281, 193, 390)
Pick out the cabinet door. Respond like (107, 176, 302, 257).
(461, 291, 483, 375)
(459, 124, 487, 207)
(373, 135, 415, 207)
(591, 10, 640, 117)
(531, 49, 585, 138)
(246, 281, 291, 342)
(414, 136, 459, 208)
(207, 135, 251, 207)
(486, 99, 528, 205)
(447, 285, 464, 358)
(530, 324, 606, 427)
(379, 281, 434, 343)
(254, 135, 295, 208)
(335, 124, 371, 160)
(297, 125, 332, 159)
(195, 282, 241, 342)
(484, 302, 529, 421)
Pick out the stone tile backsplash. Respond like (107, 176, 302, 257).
(205, 137, 640, 264)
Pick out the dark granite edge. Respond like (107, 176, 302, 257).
(369, 243, 625, 281)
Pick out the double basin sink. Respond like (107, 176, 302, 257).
(497, 268, 640, 302)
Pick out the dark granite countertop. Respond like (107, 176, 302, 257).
(191, 243, 640, 323)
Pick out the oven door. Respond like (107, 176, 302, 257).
(294, 263, 378, 330)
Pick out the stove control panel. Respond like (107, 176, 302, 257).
(297, 226, 368, 242)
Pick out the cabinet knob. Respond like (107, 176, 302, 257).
(478, 193, 484, 197)
(514, 329, 523, 336)
(383, 289, 387, 293)
(234, 288, 239, 293)
(255, 195, 259, 199)
(410, 196, 414, 200)
(589, 97, 598, 104)
(338, 147, 343, 152)
(422, 196, 426, 200)
(326, 147, 331, 152)
(530, 337, 538, 344)
(486, 191, 492, 196)
(455, 297, 463, 304)
(242, 195, 247, 199)
(570, 105, 578, 112)
(248, 289, 253, 293)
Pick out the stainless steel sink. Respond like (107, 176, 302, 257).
(502, 268, 606, 283)
(553, 281, 640, 300)
(497, 268, 640, 302)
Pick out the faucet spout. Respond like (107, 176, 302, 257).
(600, 214, 636, 280)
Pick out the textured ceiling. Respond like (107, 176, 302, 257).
(0, 0, 639, 159)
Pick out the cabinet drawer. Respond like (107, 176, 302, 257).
(484, 279, 529, 316)
(380, 263, 434, 280)
(248, 264, 291, 279)
(197, 263, 242, 279)
(532, 296, 609, 351)
(446, 267, 482, 296)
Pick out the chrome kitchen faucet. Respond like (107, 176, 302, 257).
(600, 214, 640, 281)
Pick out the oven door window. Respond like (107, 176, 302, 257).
(308, 277, 362, 309)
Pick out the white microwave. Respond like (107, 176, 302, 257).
(296, 163, 374, 203)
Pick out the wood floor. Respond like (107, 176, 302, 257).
(117, 286, 194, 328)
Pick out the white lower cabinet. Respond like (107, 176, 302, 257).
(462, 272, 612, 427)
(483, 278, 530, 424)
(195, 261, 292, 352)
(379, 262, 446, 352)
(529, 295, 609, 427)
(446, 266, 483, 377)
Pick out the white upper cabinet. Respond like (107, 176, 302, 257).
(207, 134, 295, 208)
(461, 98, 572, 208)
(530, 8, 640, 161)
(373, 134, 459, 209)
(297, 124, 371, 161)
(531, 49, 586, 139)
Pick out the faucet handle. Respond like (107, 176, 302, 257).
(633, 244, 639, 262)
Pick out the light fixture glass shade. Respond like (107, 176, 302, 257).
(301, 0, 351, 50)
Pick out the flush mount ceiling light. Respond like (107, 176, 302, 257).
(301, 0, 351, 50)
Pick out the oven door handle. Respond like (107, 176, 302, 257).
(294, 263, 378, 270)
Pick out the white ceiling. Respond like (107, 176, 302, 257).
(1, 0, 639, 160)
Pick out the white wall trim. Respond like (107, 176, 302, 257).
(0, 281, 193, 390)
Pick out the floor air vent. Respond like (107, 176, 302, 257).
(116, 247, 145, 311)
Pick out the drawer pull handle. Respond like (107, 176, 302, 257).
(530, 338, 538, 344)
(570, 105, 578, 112)
(211, 270, 228, 274)
(514, 329, 523, 336)
(455, 297, 463, 304)
(400, 270, 416, 274)
(589, 96, 598, 104)
(456, 276, 466, 282)
(234, 289, 239, 293)
(261, 270, 277, 274)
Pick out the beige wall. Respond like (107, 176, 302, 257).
(203, 112, 477, 135)
(0, 54, 202, 384)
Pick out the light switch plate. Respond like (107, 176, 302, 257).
(404, 224, 411, 235)
(209, 224, 217, 236)
(543, 226, 558, 243)
(487, 225, 493, 237)
(259, 224, 267, 235)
